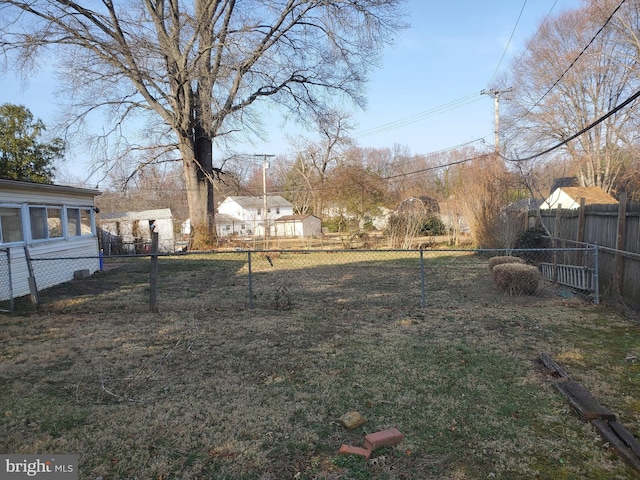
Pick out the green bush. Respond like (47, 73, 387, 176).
(514, 226, 547, 250)
(493, 263, 541, 296)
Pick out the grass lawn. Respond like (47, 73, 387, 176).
(2, 251, 640, 479)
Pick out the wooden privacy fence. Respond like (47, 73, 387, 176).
(527, 193, 640, 309)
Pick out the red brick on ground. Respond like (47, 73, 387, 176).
(338, 444, 372, 460)
(364, 428, 404, 451)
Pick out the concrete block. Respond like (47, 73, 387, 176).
(74, 269, 91, 280)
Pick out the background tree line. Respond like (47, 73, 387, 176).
(2, 0, 640, 250)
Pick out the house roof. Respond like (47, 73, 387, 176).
(214, 213, 241, 224)
(0, 178, 101, 198)
(222, 195, 292, 209)
(99, 208, 173, 222)
(557, 187, 618, 205)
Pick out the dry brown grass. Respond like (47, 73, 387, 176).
(1, 251, 640, 479)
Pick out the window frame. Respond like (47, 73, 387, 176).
(28, 205, 65, 242)
(0, 202, 96, 246)
(0, 204, 25, 245)
(66, 206, 94, 237)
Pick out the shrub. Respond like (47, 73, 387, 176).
(488, 255, 525, 273)
(493, 263, 541, 296)
(513, 226, 548, 263)
(514, 226, 547, 249)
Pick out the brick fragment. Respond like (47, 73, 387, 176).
(363, 428, 404, 451)
(338, 444, 372, 460)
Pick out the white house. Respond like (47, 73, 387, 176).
(217, 195, 294, 237)
(98, 208, 175, 253)
(274, 214, 322, 237)
(0, 178, 101, 302)
(540, 186, 618, 209)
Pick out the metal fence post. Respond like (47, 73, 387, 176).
(247, 250, 254, 309)
(593, 243, 600, 305)
(420, 248, 426, 308)
(149, 232, 159, 312)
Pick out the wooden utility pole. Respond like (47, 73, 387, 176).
(260, 154, 275, 243)
(481, 88, 512, 155)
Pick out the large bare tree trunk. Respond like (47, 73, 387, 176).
(180, 132, 216, 249)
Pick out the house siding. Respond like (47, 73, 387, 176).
(217, 196, 294, 237)
(0, 179, 100, 301)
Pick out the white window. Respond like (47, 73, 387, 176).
(30, 206, 63, 240)
(67, 207, 93, 236)
(0, 207, 24, 243)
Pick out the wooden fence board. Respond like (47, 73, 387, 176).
(553, 380, 616, 422)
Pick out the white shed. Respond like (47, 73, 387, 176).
(274, 214, 322, 238)
(98, 208, 175, 253)
(0, 179, 101, 301)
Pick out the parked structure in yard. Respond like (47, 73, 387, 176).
(98, 208, 175, 253)
(540, 186, 618, 210)
(274, 214, 322, 237)
(0, 178, 101, 301)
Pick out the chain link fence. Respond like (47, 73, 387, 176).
(0, 248, 13, 313)
(0, 243, 601, 314)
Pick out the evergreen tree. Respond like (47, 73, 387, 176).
(0, 104, 64, 183)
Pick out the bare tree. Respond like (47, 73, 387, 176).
(285, 109, 354, 217)
(0, 0, 406, 248)
(502, 1, 640, 194)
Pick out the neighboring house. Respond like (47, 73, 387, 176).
(98, 208, 175, 253)
(274, 214, 322, 238)
(0, 178, 101, 301)
(540, 186, 618, 209)
(214, 213, 250, 238)
(217, 195, 294, 237)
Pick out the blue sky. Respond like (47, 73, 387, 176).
(0, 0, 582, 186)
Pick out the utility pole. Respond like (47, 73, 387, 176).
(481, 88, 512, 155)
(260, 154, 275, 242)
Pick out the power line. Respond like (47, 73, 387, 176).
(355, 93, 482, 138)
(383, 154, 492, 181)
(485, 0, 528, 87)
(503, 86, 640, 162)
(382, 83, 640, 179)
(502, 0, 627, 144)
